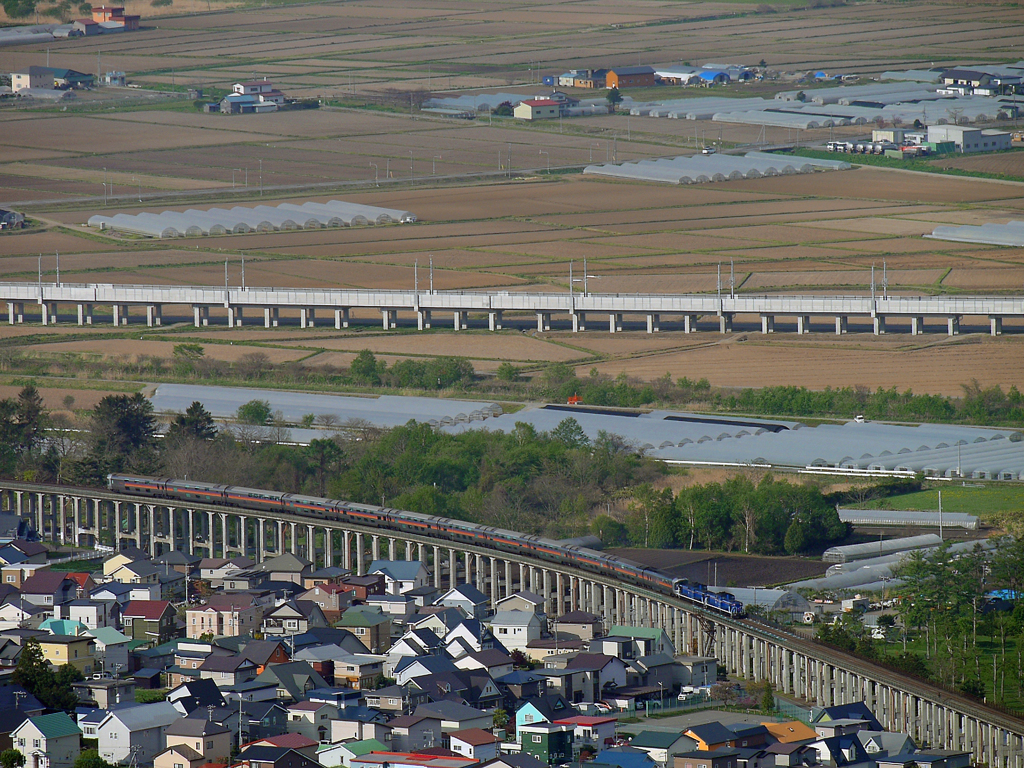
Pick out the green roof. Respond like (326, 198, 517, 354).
(337, 610, 389, 627)
(28, 712, 82, 739)
(319, 738, 386, 756)
(87, 627, 131, 646)
(631, 731, 685, 749)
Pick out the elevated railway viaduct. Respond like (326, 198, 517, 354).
(4, 480, 1023, 767)
(1, 282, 1023, 335)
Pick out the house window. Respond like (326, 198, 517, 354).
(5, 576, 13, 582)
(532, 736, 541, 743)
(32, 741, 40, 749)
(207, 741, 213, 749)
(175, 763, 184, 768)
(524, 715, 534, 723)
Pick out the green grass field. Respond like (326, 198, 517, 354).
(862, 484, 1024, 519)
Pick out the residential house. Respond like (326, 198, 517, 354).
(855, 731, 916, 756)
(605, 66, 656, 88)
(122, 600, 177, 644)
(387, 714, 442, 752)
(388, 627, 444, 668)
(235, 746, 321, 768)
(20, 571, 78, 607)
(450, 728, 500, 762)
(1, 563, 48, 589)
(285, 701, 337, 742)
(808, 735, 870, 767)
(0, 602, 47, 631)
(0, 687, 44, 751)
(414, 701, 492, 738)
(165, 716, 233, 763)
(412, 608, 467, 638)
(494, 591, 545, 617)
(65, 572, 97, 598)
(436, 583, 490, 619)
(240, 702, 290, 741)
(761, 722, 819, 746)
(481, 757, 548, 768)
(673, 750, 742, 768)
(13, 712, 81, 768)
(153, 550, 200, 577)
(406, 585, 441, 609)
(365, 593, 416, 625)
(244, 734, 319, 759)
(90, 581, 135, 609)
(302, 566, 349, 590)
(394, 655, 459, 685)
(253, 660, 328, 702)
(515, 694, 578, 732)
(0, 540, 47, 565)
(488, 611, 541, 652)
(369, 560, 430, 596)
(514, 99, 560, 121)
(520, 722, 573, 765)
(38, 634, 96, 674)
(629, 654, 678, 690)
(811, 703, 883, 731)
(187, 594, 263, 639)
(109, 559, 161, 586)
(608, 626, 674, 657)
(329, 708, 391, 744)
(336, 607, 391, 652)
(262, 600, 328, 636)
(256, 554, 313, 586)
(315, 737, 386, 768)
(11, 66, 53, 92)
(331, 653, 384, 689)
(71, 677, 135, 708)
(813, 720, 869, 740)
(495, 670, 546, 712)
(57, 598, 116, 631)
(167, 678, 227, 715)
(98, 701, 181, 764)
(685, 723, 737, 751)
(762, 742, 817, 768)
(350, 755, 475, 768)
(561, 653, 628, 702)
(727, 725, 769, 750)
(676, 656, 717, 688)
(199, 654, 258, 686)
(338, 574, 385, 602)
(453, 648, 513, 678)
(241, 640, 290, 673)
(363, 684, 425, 715)
(553, 716, 617, 752)
(298, 583, 352, 620)
(631, 732, 698, 765)
(154, 745, 205, 768)
(555, 611, 603, 641)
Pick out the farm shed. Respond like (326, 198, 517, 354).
(88, 200, 416, 238)
(606, 66, 656, 89)
(822, 534, 943, 564)
(583, 151, 849, 185)
(514, 99, 560, 120)
(837, 509, 978, 530)
(927, 220, 1024, 247)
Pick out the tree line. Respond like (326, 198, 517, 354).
(0, 383, 874, 552)
(8, 345, 1024, 427)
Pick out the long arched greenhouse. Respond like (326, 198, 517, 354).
(583, 151, 850, 185)
(88, 199, 417, 239)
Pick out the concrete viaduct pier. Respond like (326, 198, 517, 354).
(3, 479, 1023, 767)
(1, 282, 1022, 335)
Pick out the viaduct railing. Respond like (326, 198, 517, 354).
(1, 282, 1023, 334)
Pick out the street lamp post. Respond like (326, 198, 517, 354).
(433, 155, 441, 175)
(539, 149, 549, 173)
(258, 158, 263, 196)
(370, 162, 379, 186)
(132, 177, 141, 202)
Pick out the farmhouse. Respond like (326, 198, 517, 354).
(514, 99, 560, 120)
(11, 66, 52, 92)
(606, 66, 656, 88)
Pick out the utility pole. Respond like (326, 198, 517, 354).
(429, 255, 434, 294)
(56, 251, 60, 286)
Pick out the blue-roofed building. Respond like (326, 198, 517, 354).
(593, 747, 658, 768)
(698, 71, 730, 84)
(369, 560, 430, 596)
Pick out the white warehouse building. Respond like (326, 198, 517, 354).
(927, 125, 1013, 152)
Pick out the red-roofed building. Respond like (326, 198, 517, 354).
(66, 572, 97, 597)
(514, 99, 560, 120)
(122, 599, 177, 644)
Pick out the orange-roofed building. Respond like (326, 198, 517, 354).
(761, 721, 819, 744)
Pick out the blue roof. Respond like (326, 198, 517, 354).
(698, 71, 730, 81)
(594, 751, 656, 768)
(369, 560, 425, 580)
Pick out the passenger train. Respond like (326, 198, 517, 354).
(106, 474, 745, 618)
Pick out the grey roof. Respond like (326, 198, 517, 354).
(89, 199, 416, 239)
(440, 583, 488, 605)
(100, 701, 180, 730)
(584, 151, 850, 185)
(823, 534, 943, 564)
(414, 700, 488, 721)
(369, 560, 426, 580)
(837, 508, 978, 529)
(165, 716, 231, 737)
(257, 553, 312, 573)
